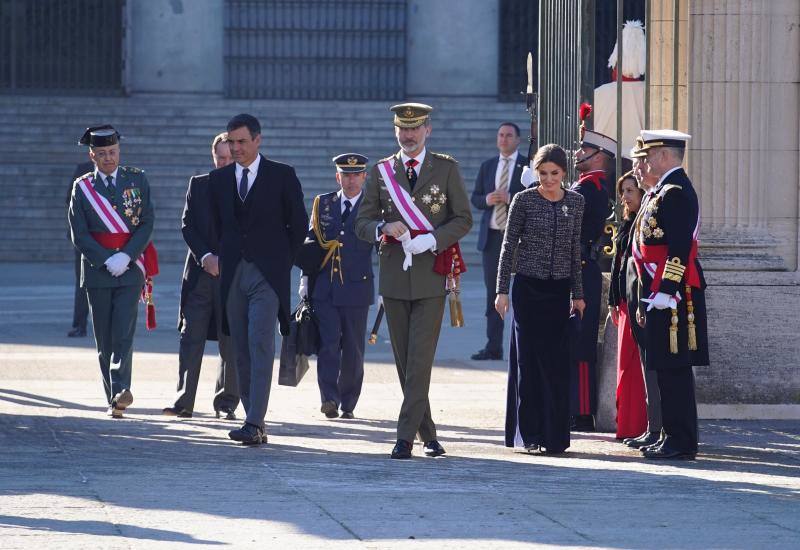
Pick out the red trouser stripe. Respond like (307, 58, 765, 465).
(578, 361, 588, 415)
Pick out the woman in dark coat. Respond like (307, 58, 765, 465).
(495, 144, 585, 454)
(608, 172, 647, 439)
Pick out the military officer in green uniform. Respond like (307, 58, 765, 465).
(355, 103, 473, 459)
(68, 125, 156, 418)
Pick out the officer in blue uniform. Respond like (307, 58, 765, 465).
(299, 153, 375, 419)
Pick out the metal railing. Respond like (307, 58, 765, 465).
(224, 0, 406, 100)
(0, 0, 124, 94)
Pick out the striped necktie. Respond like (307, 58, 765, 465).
(494, 157, 510, 229)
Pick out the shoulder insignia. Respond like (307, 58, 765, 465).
(76, 171, 93, 182)
(658, 183, 682, 198)
(122, 166, 143, 174)
(378, 155, 395, 164)
(432, 152, 458, 163)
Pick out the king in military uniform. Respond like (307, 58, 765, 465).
(630, 129, 709, 459)
(355, 103, 473, 459)
(297, 153, 375, 420)
(68, 125, 157, 418)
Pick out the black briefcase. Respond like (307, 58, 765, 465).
(278, 300, 319, 386)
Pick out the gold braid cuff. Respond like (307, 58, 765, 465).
(663, 257, 686, 283)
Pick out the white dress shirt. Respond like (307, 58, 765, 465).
(490, 150, 519, 230)
(95, 167, 119, 187)
(400, 148, 426, 178)
(338, 189, 362, 214)
(235, 155, 261, 198)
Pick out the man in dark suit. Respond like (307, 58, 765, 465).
(298, 153, 375, 419)
(470, 122, 528, 360)
(210, 114, 308, 445)
(67, 160, 96, 337)
(162, 133, 240, 420)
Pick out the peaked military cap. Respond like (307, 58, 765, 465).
(79, 125, 121, 147)
(390, 103, 432, 128)
(581, 129, 617, 158)
(630, 136, 647, 158)
(639, 129, 692, 152)
(332, 153, 368, 173)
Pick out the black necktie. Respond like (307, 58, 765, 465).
(341, 199, 352, 223)
(406, 159, 418, 190)
(106, 175, 115, 193)
(238, 168, 249, 201)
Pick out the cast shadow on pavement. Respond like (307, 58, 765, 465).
(0, 515, 222, 546)
(2, 401, 799, 547)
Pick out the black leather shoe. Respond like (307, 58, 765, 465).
(228, 423, 267, 445)
(642, 445, 696, 460)
(423, 440, 446, 457)
(624, 431, 661, 449)
(67, 327, 87, 337)
(640, 439, 666, 453)
(340, 411, 355, 419)
(390, 439, 413, 459)
(162, 407, 192, 418)
(321, 400, 339, 419)
(215, 408, 237, 420)
(112, 389, 133, 411)
(470, 349, 502, 361)
(571, 414, 595, 432)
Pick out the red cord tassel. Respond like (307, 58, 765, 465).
(143, 279, 157, 330)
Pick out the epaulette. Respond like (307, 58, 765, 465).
(379, 155, 395, 163)
(658, 183, 682, 198)
(432, 152, 458, 163)
(122, 166, 143, 174)
(76, 171, 93, 182)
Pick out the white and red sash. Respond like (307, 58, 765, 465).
(377, 159, 467, 276)
(78, 176, 147, 276)
(377, 160, 434, 231)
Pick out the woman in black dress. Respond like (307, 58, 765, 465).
(495, 144, 585, 454)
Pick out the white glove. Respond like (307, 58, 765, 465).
(398, 230, 414, 271)
(405, 234, 437, 255)
(641, 292, 677, 312)
(520, 165, 538, 188)
(376, 295, 384, 307)
(104, 252, 130, 277)
(298, 276, 308, 299)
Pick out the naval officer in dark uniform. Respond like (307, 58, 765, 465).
(570, 128, 615, 431)
(631, 129, 709, 460)
(298, 154, 375, 419)
(67, 126, 156, 418)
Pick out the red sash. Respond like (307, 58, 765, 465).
(638, 242, 701, 293)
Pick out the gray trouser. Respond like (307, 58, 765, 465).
(86, 284, 141, 404)
(174, 271, 239, 413)
(226, 261, 278, 430)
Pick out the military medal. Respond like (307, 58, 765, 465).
(431, 203, 441, 214)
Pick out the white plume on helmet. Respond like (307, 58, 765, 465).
(607, 20, 646, 78)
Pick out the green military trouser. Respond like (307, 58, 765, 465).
(383, 296, 446, 443)
(86, 284, 142, 404)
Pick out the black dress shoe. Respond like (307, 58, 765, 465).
(215, 408, 237, 420)
(112, 389, 133, 411)
(571, 414, 595, 432)
(390, 439, 413, 459)
(640, 439, 666, 453)
(470, 349, 502, 361)
(642, 445, 696, 460)
(340, 411, 355, 419)
(228, 423, 267, 445)
(163, 407, 192, 418)
(67, 327, 87, 337)
(624, 431, 661, 449)
(321, 400, 339, 419)
(423, 440, 446, 457)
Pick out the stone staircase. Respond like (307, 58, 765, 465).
(0, 94, 530, 264)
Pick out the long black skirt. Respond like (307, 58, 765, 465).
(505, 275, 572, 452)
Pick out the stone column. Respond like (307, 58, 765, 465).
(686, 0, 786, 270)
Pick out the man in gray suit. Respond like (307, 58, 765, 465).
(209, 114, 308, 445)
(162, 133, 240, 420)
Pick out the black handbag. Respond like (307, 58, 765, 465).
(278, 299, 319, 387)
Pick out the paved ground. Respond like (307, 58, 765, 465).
(0, 263, 798, 549)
